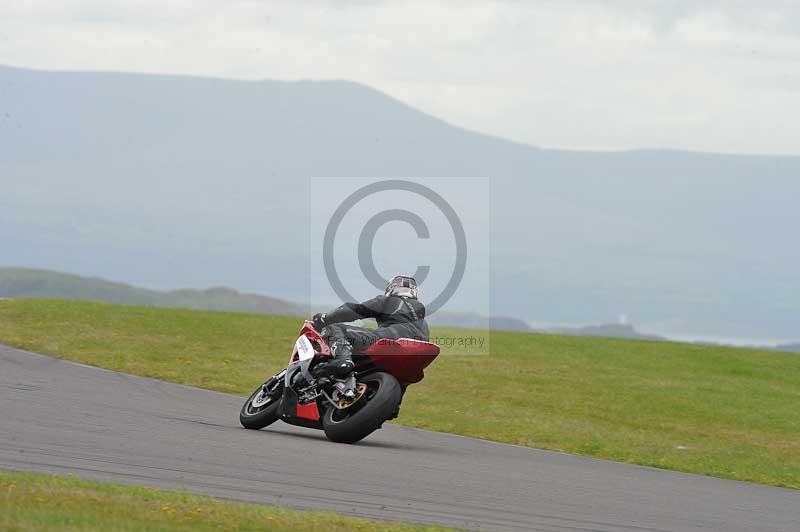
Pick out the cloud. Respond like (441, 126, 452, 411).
(1, 0, 798, 154)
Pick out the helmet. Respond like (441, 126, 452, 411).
(385, 274, 418, 299)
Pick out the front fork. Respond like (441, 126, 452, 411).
(262, 369, 286, 395)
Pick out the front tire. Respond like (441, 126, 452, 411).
(240, 383, 282, 430)
(322, 372, 402, 444)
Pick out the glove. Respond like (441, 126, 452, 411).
(312, 313, 326, 332)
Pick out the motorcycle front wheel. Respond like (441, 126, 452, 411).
(240, 381, 283, 430)
(322, 372, 402, 444)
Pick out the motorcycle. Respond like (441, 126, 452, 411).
(240, 319, 440, 443)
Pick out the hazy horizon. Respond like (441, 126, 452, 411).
(3, 264, 797, 348)
(3, 65, 799, 344)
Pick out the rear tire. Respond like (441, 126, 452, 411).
(322, 372, 402, 444)
(240, 384, 282, 430)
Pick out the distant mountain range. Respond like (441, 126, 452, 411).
(2, 65, 799, 342)
(0, 268, 304, 316)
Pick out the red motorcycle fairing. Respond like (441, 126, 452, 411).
(283, 321, 440, 423)
(292, 322, 332, 362)
(362, 338, 440, 385)
(295, 402, 321, 421)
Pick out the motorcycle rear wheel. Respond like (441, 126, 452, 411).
(322, 372, 402, 444)
(240, 383, 282, 430)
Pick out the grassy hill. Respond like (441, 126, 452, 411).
(0, 268, 305, 316)
(0, 298, 798, 489)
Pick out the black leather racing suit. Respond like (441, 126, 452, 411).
(320, 295, 429, 355)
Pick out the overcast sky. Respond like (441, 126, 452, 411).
(2, 0, 798, 155)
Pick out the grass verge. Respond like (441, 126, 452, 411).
(1, 298, 798, 489)
(0, 469, 451, 531)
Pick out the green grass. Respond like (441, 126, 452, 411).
(1, 299, 799, 489)
(0, 469, 451, 532)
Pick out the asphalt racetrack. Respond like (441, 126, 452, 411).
(1, 344, 797, 531)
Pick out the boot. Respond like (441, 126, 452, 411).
(330, 340, 356, 397)
(313, 341, 355, 379)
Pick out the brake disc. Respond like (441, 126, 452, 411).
(337, 383, 368, 410)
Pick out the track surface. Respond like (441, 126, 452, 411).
(1, 345, 797, 531)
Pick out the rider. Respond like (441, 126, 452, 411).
(312, 274, 429, 398)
